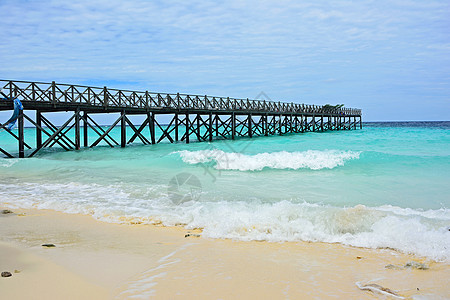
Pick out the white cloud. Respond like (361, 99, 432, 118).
(0, 0, 449, 120)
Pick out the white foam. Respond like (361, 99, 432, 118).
(175, 149, 361, 171)
(1, 181, 449, 261)
(0, 158, 18, 168)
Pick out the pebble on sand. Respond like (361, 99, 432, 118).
(185, 233, 201, 238)
(405, 261, 429, 270)
(385, 264, 403, 270)
(1, 271, 12, 277)
(42, 244, 56, 248)
(385, 261, 429, 270)
(1, 209, 13, 214)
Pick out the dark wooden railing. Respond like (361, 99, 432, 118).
(0, 80, 362, 116)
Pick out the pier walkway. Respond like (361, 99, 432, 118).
(0, 80, 362, 158)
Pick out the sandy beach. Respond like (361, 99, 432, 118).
(0, 207, 448, 299)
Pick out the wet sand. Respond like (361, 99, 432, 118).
(1, 207, 449, 299)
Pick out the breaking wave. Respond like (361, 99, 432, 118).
(1, 181, 448, 261)
(175, 149, 361, 171)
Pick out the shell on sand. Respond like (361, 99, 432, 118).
(356, 282, 405, 299)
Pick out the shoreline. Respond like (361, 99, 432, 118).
(1, 207, 449, 299)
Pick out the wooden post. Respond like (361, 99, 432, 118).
(149, 113, 156, 144)
(175, 113, 179, 142)
(51, 81, 56, 104)
(215, 115, 219, 137)
(209, 112, 213, 142)
(18, 110, 24, 158)
(279, 115, 282, 135)
(36, 111, 42, 148)
(103, 86, 108, 107)
(31, 83, 36, 101)
(231, 112, 235, 140)
(121, 110, 126, 147)
(248, 114, 252, 138)
(75, 109, 80, 150)
(360, 116, 362, 129)
(83, 111, 88, 147)
(294, 115, 298, 133)
(264, 114, 268, 136)
(320, 115, 324, 131)
(196, 114, 201, 141)
(185, 113, 190, 144)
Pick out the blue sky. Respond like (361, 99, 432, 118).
(1, 0, 449, 121)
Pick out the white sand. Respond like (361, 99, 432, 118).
(1, 207, 449, 299)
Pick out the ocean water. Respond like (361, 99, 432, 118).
(0, 121, 449, 261)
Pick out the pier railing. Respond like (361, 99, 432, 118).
(0, 80, 362, 116)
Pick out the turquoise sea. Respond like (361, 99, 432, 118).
(1, 121, 449, 261)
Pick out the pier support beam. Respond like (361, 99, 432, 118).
(248, 114, 252, 138)
(18, 110, 24, 158)
(215, 115, 219, 137)
(36, 111, 42, 148)
(196, 114, 201, 141)
(83, 111, 88, 147)
(149, 113, 156, 144)
(289, 115, 293, 133)
(264, 114, 268, 136)
(75, 109, 80, 150)
(278, 115, 282, 135)
(185, 113, 190, 144)
(121, 111, 126, 148)
(175, 113, 179, 142)
(232, 112, 235, 140)
(209, 113, 213, 142)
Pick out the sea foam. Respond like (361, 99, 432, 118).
(1, 181, 448, 261)
(175, 149, 360, 171)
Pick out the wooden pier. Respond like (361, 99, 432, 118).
(0, 80, 362, 158)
